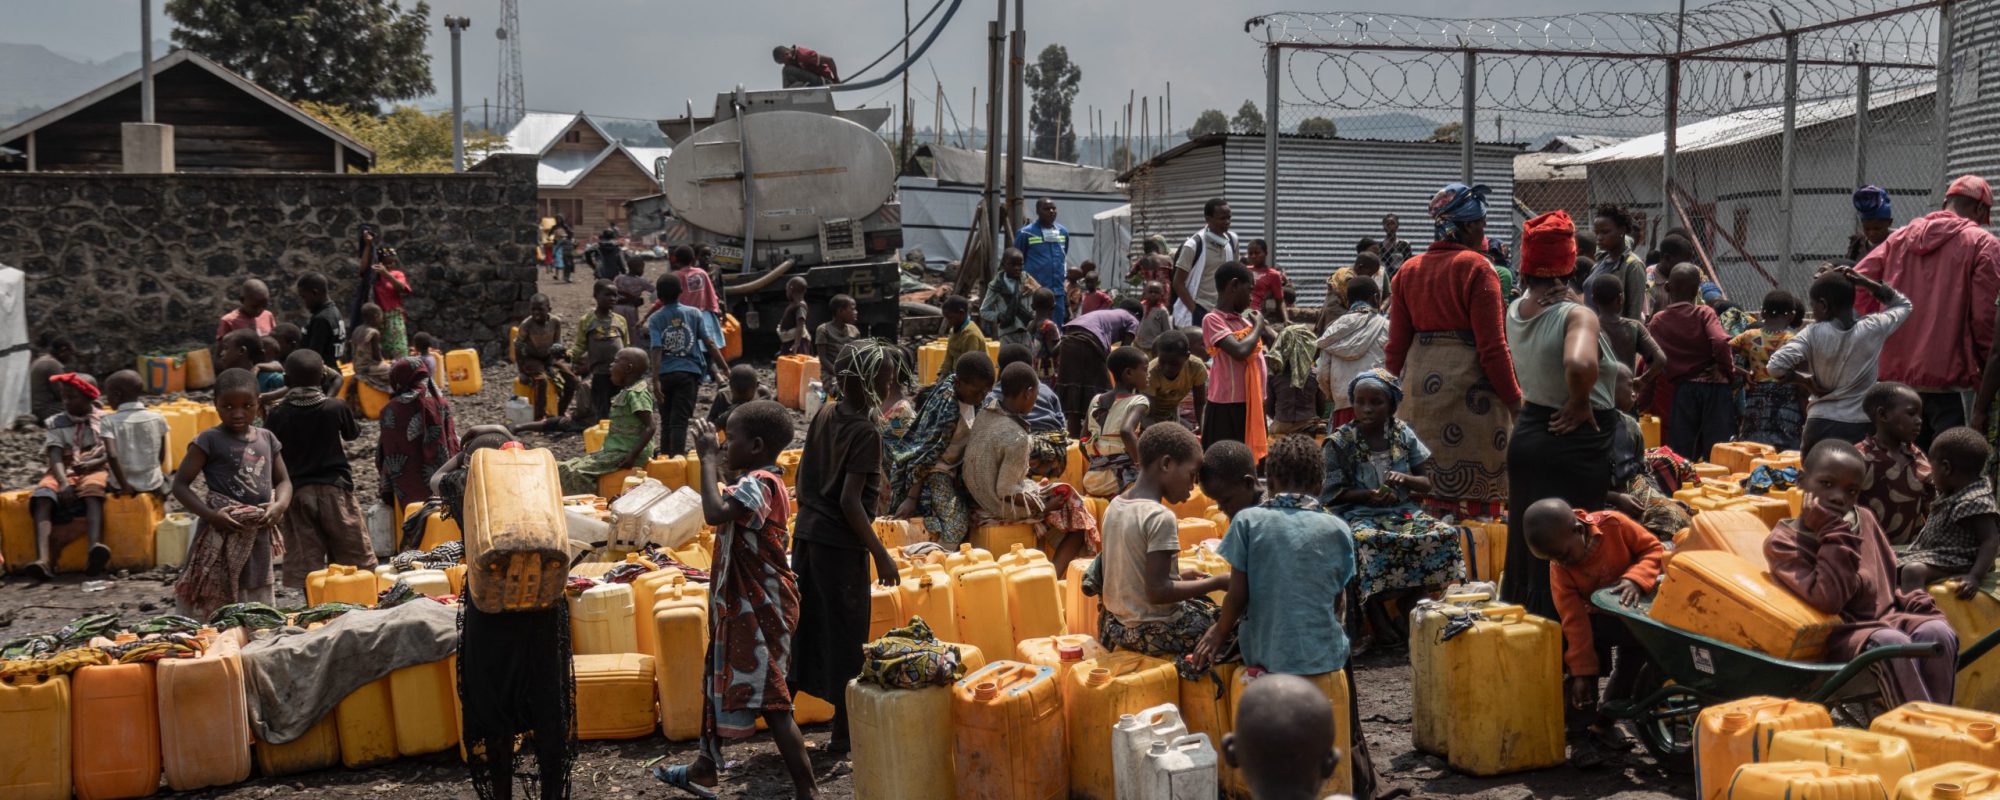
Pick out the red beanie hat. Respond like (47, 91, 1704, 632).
(1520, 210, 1578, 278)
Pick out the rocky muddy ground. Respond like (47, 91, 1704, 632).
(0, 272, 1689, 799)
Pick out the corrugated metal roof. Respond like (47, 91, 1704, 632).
(1515, 151, 1589, 183)
(1542, 135, 1620, 154)
(1947, 0, 2000, 182)
(1553, 82, 1937, 167)
(503, 111, 582, 155)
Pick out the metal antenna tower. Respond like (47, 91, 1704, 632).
(495, 0, 525, 132)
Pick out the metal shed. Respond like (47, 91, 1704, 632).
(1121, 134, 1520, 304)
(897, 143, 1126, 270)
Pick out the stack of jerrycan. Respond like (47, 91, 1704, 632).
(157, 629, 253, 791)
(1113, 704, 1188, 800)
(652, 582, 708, 741)
(1018, 635, 1108, 687)
(1726, 762, 1890, 797)
(868, 581, 904, 640)
(72, 653, 163, 799)
(1691, 696, 1832, 800)
(573, 652, 658, 740)
(849, 671, 958, 798)
(1711, 441, 1776, 474)
(997, 544, 1065, 645)
(1766, 728, 1916, 790)
(336, 654, 398, 768)
(1894, 763, 2000, 799)
(1930, 580, 2000, 711)
(1871, 703, 2000, 770)
(954, 661, 1068, 800)
(1457, 518, 1509, 583)
(1230, 669, 1358, 798)
(949, 545, 1013, 661)
(1408, 593, 1564, 777)
(643, 452, 701, 492)
(388, 654, 459, 757)
(1068, 651, 1178, 800)
(0, 669, 71, 799)
(608, 478, 703, 552)
(972, 522, 1038, 557)
(1650, 549, 1836, 660)
(901, 561, 961, 641)
(461, 446, 570, 614)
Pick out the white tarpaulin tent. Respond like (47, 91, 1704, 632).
(0, 266, 28, 423)
(897, 143, 1126, 270)
(1091, 203, 1132, 291)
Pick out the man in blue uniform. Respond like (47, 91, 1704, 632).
(1015, 198, 1071, 323)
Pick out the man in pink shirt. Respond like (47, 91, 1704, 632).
(1858, 174, 2000, 446)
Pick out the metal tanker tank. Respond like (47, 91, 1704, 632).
(657, 88, 904, 354)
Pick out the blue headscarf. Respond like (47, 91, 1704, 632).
(1853, 185, 1892, 221)
(1347, 368, 1405, 410)
(1429, 183, 1491, 240)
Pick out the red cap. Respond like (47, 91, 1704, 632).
(1949, 174, 1994, 207)
(1058, 644, 1084, 661)
(501, 441, 524, 450)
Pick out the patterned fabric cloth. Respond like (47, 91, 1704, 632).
(857, 617, 965, 689)
(1098, 595, 1223, 659)
(175, 493, 278, 621)
(1397, 331, 1512, 503)
(704, 469, 800, 745)
(1733, 327, 1805, 450)
(886, 377, 974, 544)
(1856, 436, 1935, 547)
(1717, 306, 1754, 338)
(556, 383, 656, 496)
(381, 309, 409, 359)
(1904, 479, 2000, 572)
(1321, 419, 1464, 598)
(378, 357, 460, 508)
(1083, 391, 1150, 497)
(1612, 413, 1691, 540)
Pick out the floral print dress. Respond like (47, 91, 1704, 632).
(1319, 419, 1465, 600)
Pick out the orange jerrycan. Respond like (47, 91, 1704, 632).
(1458, 519, 1509, 583)
(573, 653, 658, 740)
(900, 562, 961, 642)
(1067, 652, 1179, 800)
(444, 348, 482, 395)
(998, 544, 1064, 644)
(644, 455, 690, 491)
(1409, 590, 1514, 756)
(102, 493, 162, 570)
(652, 584, 708, 741)
(1674, 509, 1774, 569)
(1893, 762, 2000, 799)
(388, 656, 460, 756)
(849, 679, 956, 798)
(1872, 703, 2000, 771)
(1768, 728, 1918, 791)
(1175, 517, 1218, 551)
(71, 662, 161, 800)
(1064, 559, 1102, 637)
(569, 582, 640, 655)
(335, 677, 397, 768)
(1694, 697, 1835, 800)
(156, 632, 251, 791)
(462, 446, 570, 613)
(1230, 669, 1357, 798)
(1650, 549, 1837, 661)
(1017, 634, 1108, 678)
(1725, 762, 1888, 798)
(1440, 603, 1564, 776)
(954, 661, 1067, 800)
(0, 672, 70, 800)
(1712, 441, 1774, 474)
(253, 714, 340, 778)
(1932, 582, 2000, 713)
(182, 347, 215, 390)
(776, 448, 803, 489)
(1180, 662, 1241, 796)
(777, 354, 809, 410)
(972, 522, 1038, 556)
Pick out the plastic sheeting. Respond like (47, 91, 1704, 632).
(0, 266, 26, 424)
(1092, 204, 1133, 291)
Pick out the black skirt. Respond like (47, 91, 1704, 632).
(788, 538, 872, 704)
(1501, 403, 1617, 620)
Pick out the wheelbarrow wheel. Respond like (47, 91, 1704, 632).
(1626, 663, 1698, 774)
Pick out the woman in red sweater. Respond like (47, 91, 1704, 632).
(1384, 183, 1522, 517)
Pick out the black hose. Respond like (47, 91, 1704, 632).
(831, 0, 965, 93)
(839, 0, 951, 82)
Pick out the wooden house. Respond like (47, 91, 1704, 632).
(0, 50, 373, 173)
(492, 111, 670, 232)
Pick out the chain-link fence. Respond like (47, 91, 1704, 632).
(1218, 0, 1950, 306)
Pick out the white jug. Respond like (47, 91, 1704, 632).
(1137, 733, 1217, 800)
(608, 479, 703, 551)
(1113, 703, 1188, 800)
(365, 501, 397, 557)
(503, 396, 535, 426)
(803, 379, 826, 420)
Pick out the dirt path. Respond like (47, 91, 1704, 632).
(0, 270, 1688, 799)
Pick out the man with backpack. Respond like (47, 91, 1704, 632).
(1171, 197, 1241, 327)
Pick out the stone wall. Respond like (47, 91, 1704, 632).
(0, 155, 540, 374)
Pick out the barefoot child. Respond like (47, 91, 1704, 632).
(1522, 497, 1664, 767)
(172, 368, 289, 619)
(1095, 423, 1228, 658)
(24, 373, 130, 579)
(1081, 346, 1152, 497)
(653, 404, 816, 800)
(555, 348, 656, 495)
(263, 350, 374, 588)
(1202, 263, 1270, 455)
(1766, 441, 1957, 704)
(1858, 382, 1935, 546)
(1900, 428, 2000, 595)
(100, 370, 167, 498)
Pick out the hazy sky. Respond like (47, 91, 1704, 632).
(6, 0, 1683, 135)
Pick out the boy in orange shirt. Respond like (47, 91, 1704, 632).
(1524, 497, 1665, 768)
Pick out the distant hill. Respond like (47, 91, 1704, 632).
(1321, 111, 1445, 141)
(0, 41, 169, 127)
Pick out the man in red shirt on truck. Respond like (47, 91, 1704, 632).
(774, 45, 839, 88)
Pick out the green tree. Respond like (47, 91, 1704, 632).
(1297, 116, 1337, 137)
(1024, 44, 1082, 162)
(168, 0, 434, 114)
(1428, 121, 1463, 143)
(1231, 101, 1265, 135)
(1189, 109, 1229, 138)
(301, 101, 502, 173)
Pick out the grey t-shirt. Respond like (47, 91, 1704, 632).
(1765, 288, 1911, 423)
(194, 426, 281, 506)
(1100, 495, 1182, 625)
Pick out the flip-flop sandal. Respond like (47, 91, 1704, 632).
(86, 544, 112, 575)
(650, 764, 718, 800)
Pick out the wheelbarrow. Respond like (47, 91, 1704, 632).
(1588, 586, 2000, 771)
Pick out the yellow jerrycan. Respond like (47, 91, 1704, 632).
(1409, 589, 1512, 757)
(388, 655, 460, 757)
(972, 521, 1037, 556)
(1064, 559, 1102, 637)
(254, 714, 340, 778)
(1650, 549, 1837, 661)
(1725, 762, 1888, 799)
(1674, 509, 1775, 569)
(868, 583, 903, 640)
(1018, 634, 1108, 678)
(573, 653, 658, 740)
(1175, 517, 1218, 551)
(631, 565, 686, 654)
(652, 585, 708, 741)
(953, 661, 1067, 800)
(998, 544, 1065, 645)
(1894, 762, 2000, 799)
(1228, 669, 1355, 799)
(335, 676, 398, 768)
(156, 631, 252, 791)
(1872, 703, 2000, 771)
(0, 672, 69, 800)
(461, 446, 570, 613)
(849, 679, 955, 799)
(952, 560, 1014, 663)
(309, 563, 378, 607)
(900, 562, 962, 642)
(1440, 603, 1565, 776)
(1767, 728, 1918, 791)
(1931, 582, 2000, 713)
(1694, 697, 1835, 800)
(1067, 652, 1178, 800)
(1180, 662, 1242, 795)
(569, 582, 640, 655)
